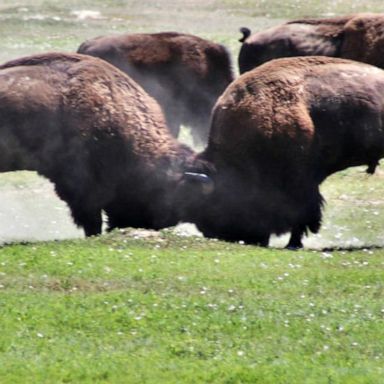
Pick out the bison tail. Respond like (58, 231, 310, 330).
(239, 27, 251, 43)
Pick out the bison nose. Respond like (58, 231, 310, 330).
(183, 172, 215, 195)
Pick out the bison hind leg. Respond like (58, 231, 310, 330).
(285, 225, 307, 250)
(285, 188, 324, 250)
(255, 234, 270, 247)
(366, 160, 379, 174)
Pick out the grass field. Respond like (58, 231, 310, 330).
(1, 1, 384, 383)
(1, 231, 384, 383)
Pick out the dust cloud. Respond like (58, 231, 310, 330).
(0, 173, 82, 244)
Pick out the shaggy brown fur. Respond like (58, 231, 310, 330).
(238, 13, 384, 74)
(179, 56, 384, 248)
(77, 32, 234, 145)
(0, 52, 196, 236)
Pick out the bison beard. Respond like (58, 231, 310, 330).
(77, 32, 234, 146)
(179, 56, 384, 249)
(0, 52, 196, 237)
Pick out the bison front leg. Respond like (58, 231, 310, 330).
(53, 182, 103, 237)
(64, 199, 103, 236)
(72, 206, 102, 237)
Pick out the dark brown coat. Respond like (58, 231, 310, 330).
(179, 56, 384, 248)
(77, 32, 234, 145)
(238, 13, 384, 74)
(0, 52, 196, 236)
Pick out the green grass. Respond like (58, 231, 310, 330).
(1, 231, 384, 383)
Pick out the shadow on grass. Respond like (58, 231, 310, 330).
(319, 244, 384, 253)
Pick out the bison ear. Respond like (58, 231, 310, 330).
(239, 27, 251, 43)
(183, 172, 214, 195)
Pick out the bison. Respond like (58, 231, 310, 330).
(238, 13, 384, 74)
(178, 56, 384, 249)
(77, 32, 234, 146)
(0, 52, 200, 237)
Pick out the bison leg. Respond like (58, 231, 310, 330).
(71, 206, 102, 237)
(255, 234, 270, 247)
(62, 198, 102, 236)
(53, 182, 103, 237)
(286, 226, 306, 250)
(286, 186, 324, 250)
(366, 160, 379, 174)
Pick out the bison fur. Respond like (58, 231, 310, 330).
(238, 13, 384, 74)
(77, 32, 234, 146)
(0, 52, 197, 237)
(178, 56, 384, 249)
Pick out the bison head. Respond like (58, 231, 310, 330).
(176, 156, 286, 246)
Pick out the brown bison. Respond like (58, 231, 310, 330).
(0, 52, 199, 237)
(178, 56, 384, 249)
(77, 32, 234, 145)
(238, 13, 384, 74)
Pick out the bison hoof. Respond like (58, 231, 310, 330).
(285, 242, 303, 250)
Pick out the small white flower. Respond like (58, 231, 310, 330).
(237, 350, 245, 356)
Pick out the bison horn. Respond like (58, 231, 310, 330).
(239, 27, 251, 43)
(184, 172, 214, 195)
